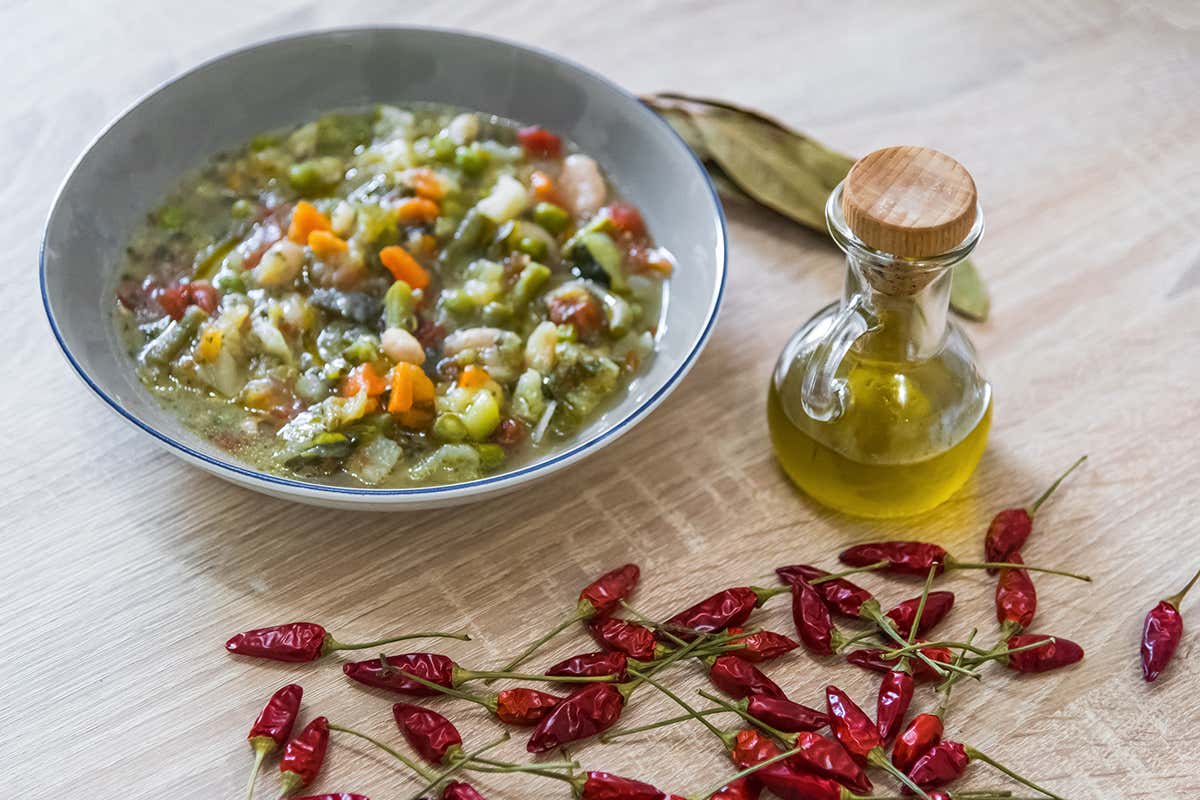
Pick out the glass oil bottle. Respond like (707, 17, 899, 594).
(768, 146, 992, 518)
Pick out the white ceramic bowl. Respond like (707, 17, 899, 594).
(41, 28, 726, 509)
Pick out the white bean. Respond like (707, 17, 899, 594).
(382, 327, 426, 365)
(524, 321, 558, 372)
(447, 113, 480, 145)
(560, 154, 607, 218)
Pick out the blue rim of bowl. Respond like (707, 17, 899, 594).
(39, 25, 727, 498)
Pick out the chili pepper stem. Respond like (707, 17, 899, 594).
(598, 707, 730, 742)
(619, 600, 692, 648)
(867, 748, 933, 800)
(685, 742, 808, 800)
(244, 746, 268, 800)
(459, 669, 617, 684)
(327, 722, 437, 782)
(627, 668, 733, 748)
(908, 566, 939, 645)
(406, 732, 512, 799)
(325, 630, 471, 653)
(487, 609, 589, 683)
(965, 746, 1066, 800)
(1165, 566, 1200, 609)
(1028, 455, 1087, 515)
(946, 559, 1091, 582)
(864, 603, 977, 680)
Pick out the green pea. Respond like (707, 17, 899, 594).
(158, 206, 185, 230)
(516, 236, 548, 260)
(433, 413, 468, 442)
(249, 133, 280, 152)
(455, 144, 490, 176)
(343, 335, 380, 364)
(288, 157, 343, 196)
(532, 202, 570, 235)
(215, 273, 245, 294)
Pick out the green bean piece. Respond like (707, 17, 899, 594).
(511, 262, 551, 307)
(440, 209, 493, 270)
(433, 413, 469, 443)
(216, 273, 245, 294)
(476, 444, 506, 470)
(139, 306, 207, 365)
(532, 202, 570, 235)
(343, 335, 381, 365)
(431, 133, 457, 162)
(481, 301, 513, 326)
(439, 288, 476, 316)
(384, 280, 417, 331)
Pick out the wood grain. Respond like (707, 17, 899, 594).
(4, 3, 1199, 799)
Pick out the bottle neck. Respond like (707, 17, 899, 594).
(825, 181, 983, 364)
(844, 257, 953, 362)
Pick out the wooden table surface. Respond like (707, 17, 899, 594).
(6, 3, 1199, 798)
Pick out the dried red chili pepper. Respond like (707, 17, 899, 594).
(225, 623, 467, 663)
(984, 456, 1087, 570)
(546, 651, 630, 681)
(1141, 566, 1200, 682)
(696, 735, 847, 800)
(526, 682, 627, 752)
(884, 592, 956, 637)
(497, 564, 640, 674)
(995, 553, 1037, 634)
(745, 695, 829, 733)
(706, 654, 786, 700)
(892, 712, 944, 773)
(392, 703, 463, 764)
(707, 777, 760, 800)
(590, 617, 663, 661)
(825, 685, 928, 796)
(1004, 634, 1084, 673)
(442, 783, 485, 800)
(293, 795, 369, 800)
(790, 577, 844, 655)
(839, 542, 1090, 581)
(244, 684, 303, 800)
(907, 740, 969, 789)
(342, 652, 616, 696)
(578, 772, 663, 800)
(278, 717, 329, 798)
(494, 688, 563, 726)
(876, 669, 914, 743)
(724, 627, 800, 663)
(845, 645, 953, 682)
(908, 742, 1067, 798)
(662, 587, 767, 640)
(776, 564, 874, 618)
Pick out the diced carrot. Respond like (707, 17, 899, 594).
(379, 246, 430, 289)
(398, 407, 434, 430)
(387, 364, 415, 414)
(341, 363, 388, 399)
(394, 197, 440, 226)
(287, 201, 332, 244)
(643, 255, 674, 276)
(458, 364, 491, 390)
(407, 168, 447, 201)
(308, 229, 349, 258)
(530, 171, 560, 203)
(412, 370, 436, 405)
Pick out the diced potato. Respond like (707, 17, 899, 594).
(525, 321, 558, 372)
(251, 240, 304, 288)
(476, 175, 530, 223)
(381, 327, 426, 365)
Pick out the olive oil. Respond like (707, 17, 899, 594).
(768, 358, 991, 518)
(769, 146, 992, 517)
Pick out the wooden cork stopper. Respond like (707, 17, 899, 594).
(842, 146, 977, 259)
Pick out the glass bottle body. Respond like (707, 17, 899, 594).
(768, 186, 991, 518)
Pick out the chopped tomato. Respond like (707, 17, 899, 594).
(492, 417, 525, 448)
(187, 282, 219, 315)
(517, 126, 563, 159)
(547, 287, 604, 337)
(603, 203, 646, 238)
(153, 284, 190, 320)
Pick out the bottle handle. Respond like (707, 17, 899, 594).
(801, 295, 872, 422)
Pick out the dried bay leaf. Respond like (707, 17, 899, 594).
(644, 93, 989, 320)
